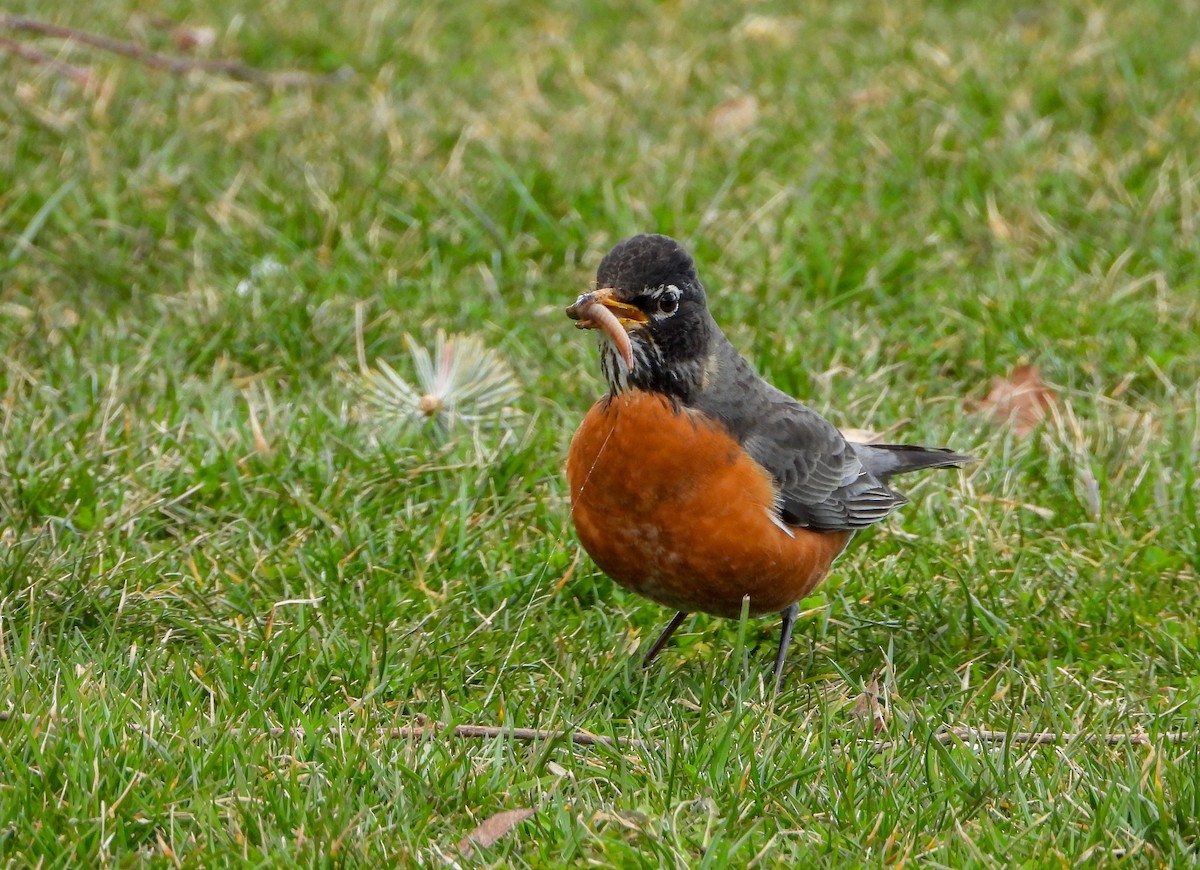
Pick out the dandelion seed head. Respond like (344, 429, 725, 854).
(354, 330, 522, 437)
(418, 394, 443, 417)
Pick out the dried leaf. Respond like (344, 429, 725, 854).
(851, 678, 887, 734)
(737, 15, 794, 46)
(708, 94, 759, 139)
(841, 418, 911, 445)
(973, 364, 1056, 437)
(173, 25, 217, 53)
(846, 86, 892, 108)
(458, 808, 536, 856)
(839, 426, 883, 444)
(986, 191, 1012, 241)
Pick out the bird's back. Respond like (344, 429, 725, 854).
(690, 333, 971, 531)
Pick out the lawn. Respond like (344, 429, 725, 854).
(1, 0, 1198, 865)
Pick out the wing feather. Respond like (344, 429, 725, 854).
(740, 397, 905, 531)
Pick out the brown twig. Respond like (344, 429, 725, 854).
(264, 721, 642, 749)
(0, 15, 351, 87)
(859, 726, 1191, 754)
(176, 719, 1200, 753)
(1, 708, 1190, 753)
(0, 34, 91, 84)
(949, 726, 1155, 746)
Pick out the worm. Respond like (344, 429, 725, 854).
(572, 299, 634, 370)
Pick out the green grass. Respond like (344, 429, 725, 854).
(2, 0, 1198, 865)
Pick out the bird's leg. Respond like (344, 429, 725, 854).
(772, 602, 800, 692)
(642, 611, 689, 667)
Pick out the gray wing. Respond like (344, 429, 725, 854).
(740, 395, 906, 531)
(691, 336, 905, 531)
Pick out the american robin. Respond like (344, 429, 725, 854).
(565, 234, 973, 691)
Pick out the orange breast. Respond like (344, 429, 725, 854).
(567, 391, 852, 618)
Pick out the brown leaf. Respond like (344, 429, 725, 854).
(458, 808, 536, 857)
(973, 364, 1056, 437)
(851, 678, 887, 734)
(173, 25, 217, 53)
(708, 94, 759, 139)
(839, 426, 883, 444)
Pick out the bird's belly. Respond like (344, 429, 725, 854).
(567, 391, 852, 617)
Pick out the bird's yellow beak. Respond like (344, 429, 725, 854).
(566, 288, 647, 370)
(567, 288, 648, 327)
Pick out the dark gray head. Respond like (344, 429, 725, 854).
(567, 234, 715, 400)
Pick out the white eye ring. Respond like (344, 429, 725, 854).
(658, 285, 681, 315)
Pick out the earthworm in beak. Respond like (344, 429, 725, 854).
(566, 291, 641, 370)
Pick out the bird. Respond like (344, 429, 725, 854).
(565, 233, 973, 691)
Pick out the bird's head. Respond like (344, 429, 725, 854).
(567, 234, 714, 399)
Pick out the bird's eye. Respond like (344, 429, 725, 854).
(658, 287, 681, 315)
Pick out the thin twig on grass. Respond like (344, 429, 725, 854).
(948, 726, 1167, 747)
(263, 721, 643, 749)
(0, 15, 352, 86)
(1, 709, 1189, 752)
(0, 34, 91, 84)
(261, 721, 1191, 753)
(299, 721, 1192, 753)
(854, 726, 1192, 754)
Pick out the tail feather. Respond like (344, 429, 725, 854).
(852, 443, 975, 482)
